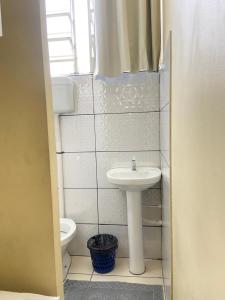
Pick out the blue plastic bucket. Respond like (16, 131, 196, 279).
(87, 234, 118, 274)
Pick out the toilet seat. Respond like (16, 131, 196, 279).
(60, 218, 76, 248)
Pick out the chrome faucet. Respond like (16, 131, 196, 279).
(131, 159, 136, 171)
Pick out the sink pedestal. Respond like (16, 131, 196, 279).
(126, 191, 145, 275)
(107, 166, 161, 275)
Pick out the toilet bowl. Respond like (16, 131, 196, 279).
(60, 218, 76, 279)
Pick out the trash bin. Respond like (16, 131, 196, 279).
(87, 234, 118, 274)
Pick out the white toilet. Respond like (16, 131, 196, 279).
(60, 218, 76, 279)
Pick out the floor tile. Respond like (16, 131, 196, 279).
(91, 275, 163, 285)
(93, 258, 162, 278)
(66, 273, 92, 281)
(69, 256, 93, 274)
(143, 259, 163, 278)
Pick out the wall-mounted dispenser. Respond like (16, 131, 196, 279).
(51, 77, 75, 114)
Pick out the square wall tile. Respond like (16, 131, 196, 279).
(142, 206, 162, 226)
(143, 227, 162, 259)
(63, 153, 97, 188)
(60, 115, 95, 152)
(68, 224, 98, 256)
(162, 225, 171, 284)
(99, 225, 129, 258)
(95, 112, 159, 151)
(98, 189, 161, 226)
(93, 72, 159, 113)
(99, 225, 161, 259)
(64, 189, 98, 223)
(160, 104, 170, 165)
(161, 154, 171, 286)
(56, 153, 63, 188)
(61, 75, 93, 115)
(161, 155, 170, 228)
(98, 189, 127, 225)
(54, 116, 61, 153)
(160, 41, 171, 110)
(142, 189, 161, 206)
(96, 151, 160, 188)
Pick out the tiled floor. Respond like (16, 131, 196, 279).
(67, 256, 163, 286)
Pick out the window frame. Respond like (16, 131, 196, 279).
(46, 0, 95, 76)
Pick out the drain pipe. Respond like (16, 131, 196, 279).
(54, 114, 65, 218)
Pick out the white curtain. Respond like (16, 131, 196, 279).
(94, 0, 161, 77)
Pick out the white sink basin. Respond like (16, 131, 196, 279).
(107, 167, 161, 191)
(107, 165, 161, 275)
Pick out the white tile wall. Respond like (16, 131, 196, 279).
(161, 155, 171, 300)
(68, 223, 98, 256)
(63, 153, 97, 188)
(98, 188, 161, 226)
(64, 189, 98, 223)
(99, 225, 129, 258)
(143, 226, 162, 259)
(96, 151, 160, 188)
(98, 189, 127, 225)
(142, 206, 162, 226)
(93, 72, 159, 113)
(161, 156, 171, 273)
(160, 104, 170, 164)
(142, 189, 161, 206)
(57, 72, 162, 259)
(160, 63, 170, 110)
(99, 225, 162, 259)
(60, 115, 95, 152)
(95, 112, 159, 151)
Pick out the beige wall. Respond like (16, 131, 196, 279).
(163, 0, 225, 299)
(0, 0, 63, 297)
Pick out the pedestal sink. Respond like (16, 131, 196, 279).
(107, 165, 161, 275)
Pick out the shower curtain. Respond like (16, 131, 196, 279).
(94, 0, 161, 77)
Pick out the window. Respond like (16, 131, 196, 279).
(45, 0, 95, 77)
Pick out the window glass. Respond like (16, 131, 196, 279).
(47, 15, 72, 38)
(46, 0, 71, 14)
(50, 61, 75, 77)
(48, 39, 74, 59)
(45, 0, 95, 76)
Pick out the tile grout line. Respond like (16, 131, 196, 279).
(61, 149, 161, 153)
(63, 75, 162, 261)
(91, 74, 100, 234)
(60, 110, 160, 117)
(159, 72, 165, 297)
(68, 272, 163, 280)
(74, 224, 163, 228)
(63, 187, 161, 190)
(90, 269, 94, 282)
